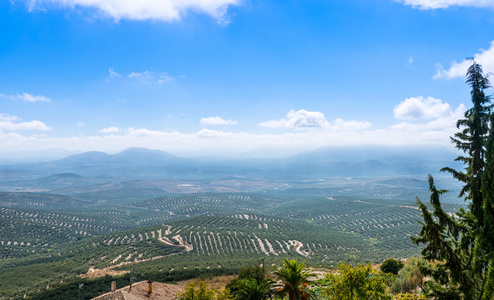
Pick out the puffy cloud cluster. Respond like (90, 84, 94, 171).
(196, 128, 231, 138)
(0, 100, 466, 155)
(26, 0, 241, 22)
(392, 104, 466, 131)
(259, 109, 329, 129)
(0, 113, 50, 131)
(397, 0, 494, 9)
(259, 109, 371, 131)
(98, 126, 121, 134)
(434, 41, 494, 79)
(394, 96, 452, 120)
(391, 95, 466, 144)
(200, 116, 237, 126)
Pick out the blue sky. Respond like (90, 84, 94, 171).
(1, 0, 494, 157)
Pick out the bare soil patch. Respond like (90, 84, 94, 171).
(92, 280, 183, 300)
(82, 267, 129, 279)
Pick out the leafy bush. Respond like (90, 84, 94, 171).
(226, 263, 265, 294)
(394, 294, 427, 300)
(380, 258, 404, 275)
(323, 262, 392, 300)
(273, 259, 315, 300)
(177, 281, 231, 300)
(390, 258, 424, 294)
(232, 278, 273, 300)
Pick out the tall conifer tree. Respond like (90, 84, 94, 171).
(479, 112, 494, 299)
(441, 62, 491, 224)
(413, 62, 492, 299)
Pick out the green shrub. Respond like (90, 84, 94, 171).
(381, 258, 404, 275)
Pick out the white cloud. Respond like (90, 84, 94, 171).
(434, 41, 494, 79)
(26, 0, 241, 22)
(196, 128, 222, 138)
(158, 73, 174, 84)
(0, 114, 20, 122)
(397, 0, 494, 9)
(328, 118, 372, 130)
(200, 116, 237, 126)
(18, 93, 52, 102)
(0, 92, 52, 102)
(394, 96, 452, 120)
(0, 119, 457, 155)
(0, 107, 464, 156)
(259, 109, 371, 131)
(195, 128, 238, 138)
(126, 127, 165, 137)
(0, 101, 468, 156)
(391, 103, 466, 134)
(0, 113, 50, 131)
(98, 126, 121, 133)
(259, 109, 329, 129)
(107, 69, 179, 84)
(108, 68, 120, 79)
(77, 122, 84, 127)
(127, 71, 175, 84)
(128, 71, 153, 81)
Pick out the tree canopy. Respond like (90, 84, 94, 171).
(380, 258, 404, 275)
(412, 61, 494, 300)
(322, 262, 392, 300)
(273, 258, 315, 300)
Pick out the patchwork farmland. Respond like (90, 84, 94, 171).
(0, 187, 463, 299)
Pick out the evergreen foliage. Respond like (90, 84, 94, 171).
(441, 62, 491, 224)
(480, 112, 494, 299)
(412, 62, 494, 299)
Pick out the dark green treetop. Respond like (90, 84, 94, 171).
(380, 258, 404, 275)
(413, 62, 493, 300)
(442, 62, 491, 223)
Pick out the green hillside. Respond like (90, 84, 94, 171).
(0, 188, 461, 299)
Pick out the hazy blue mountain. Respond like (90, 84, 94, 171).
(0, 145, 463, 181)
(287, 145, 458, 163)
(279, 145, 460, 178)
(55, 151, 111, 165)
(112, 147, 178, 164)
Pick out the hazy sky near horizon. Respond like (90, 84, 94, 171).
(1, 0, 494, 156)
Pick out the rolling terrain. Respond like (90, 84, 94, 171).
(0, 146, 465, 299)
(0, 190, 464, 299)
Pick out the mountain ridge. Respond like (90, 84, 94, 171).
(0, 145, 462, 181)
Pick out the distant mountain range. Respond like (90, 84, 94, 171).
(0, 145, 462, 182)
